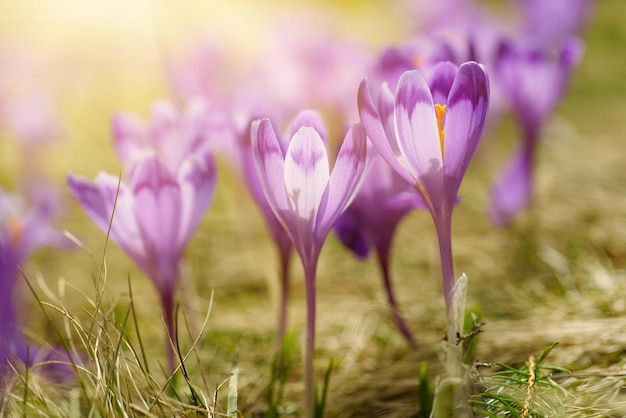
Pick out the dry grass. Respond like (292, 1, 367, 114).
(2, 0, 626, 417)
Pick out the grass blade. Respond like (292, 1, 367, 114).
(227, 351, 239, 417)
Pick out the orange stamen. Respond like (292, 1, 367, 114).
(416, 181, 432, 209)
(435, 104, 446, 160)
(412, 54, 424, 69)
(9, 217, 24, 248)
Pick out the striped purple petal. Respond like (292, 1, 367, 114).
(177, 151, 217, 247)
(284, 126, 329, 235)
(358, 78, 414, 185)
(427, 61, 458, 105)
(315, 123, 367, 238)
(286, 109, 329, 145)
(129, 156, 183, 286)
(252, 118, 291, 225)
(67, 173, 147, 268)
(394, 70, 442, 205)
(442, 62, 489, 204)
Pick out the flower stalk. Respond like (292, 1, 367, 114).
(303, 258, 318, 418)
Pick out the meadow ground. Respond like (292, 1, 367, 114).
(2, 0, 626, 417)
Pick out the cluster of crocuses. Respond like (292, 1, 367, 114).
(1, 0, 591, 415)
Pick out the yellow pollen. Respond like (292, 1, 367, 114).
(435, 104, 446, 160)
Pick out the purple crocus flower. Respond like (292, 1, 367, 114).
(112, 98, 222, 172)
(373, 39, 460, 93)
(68, 102, 217, 372)
(334, 152, 426, 347)
(358, 61, 489, 310)
(514, 0, 595, 45)
(252, 116, 367, 418)
(488, 38, 583, 227)
(1, 187, 75, 387)
(238, 110, 328, 352)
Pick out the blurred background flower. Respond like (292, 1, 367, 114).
(0, 185, 75, 386)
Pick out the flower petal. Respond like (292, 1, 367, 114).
(19, 345, 78, 384)
(315, 123, 367, 237)
(67, 173, 145, 264)
(389, 191, 429, 212)
(358, 78, 414, 184)
(252, 118, 291, 225)
(495, 40, 576, 131)
(334, 209, 370, 260)
(238, 121, 284, 246)
(488, 144, 533, 228)
(284, 126, 329, 230)
(286, 109, 328, 145)
(67, 173, 120, 235)
(377, 83, 402, 156)
(111, 113, 146, 164)
(394, 70, 442, 200)
(427, 61, 458, 105)
(149, 100, 179, 144)
(443, 61, 489, 203)
(177, 150, 217, 247)
(0, 187, 74, 256)
(560, 37, 584, 72)
(129, 156, 182, 285)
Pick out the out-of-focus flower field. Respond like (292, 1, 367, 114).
(2, 0, 626, 417)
